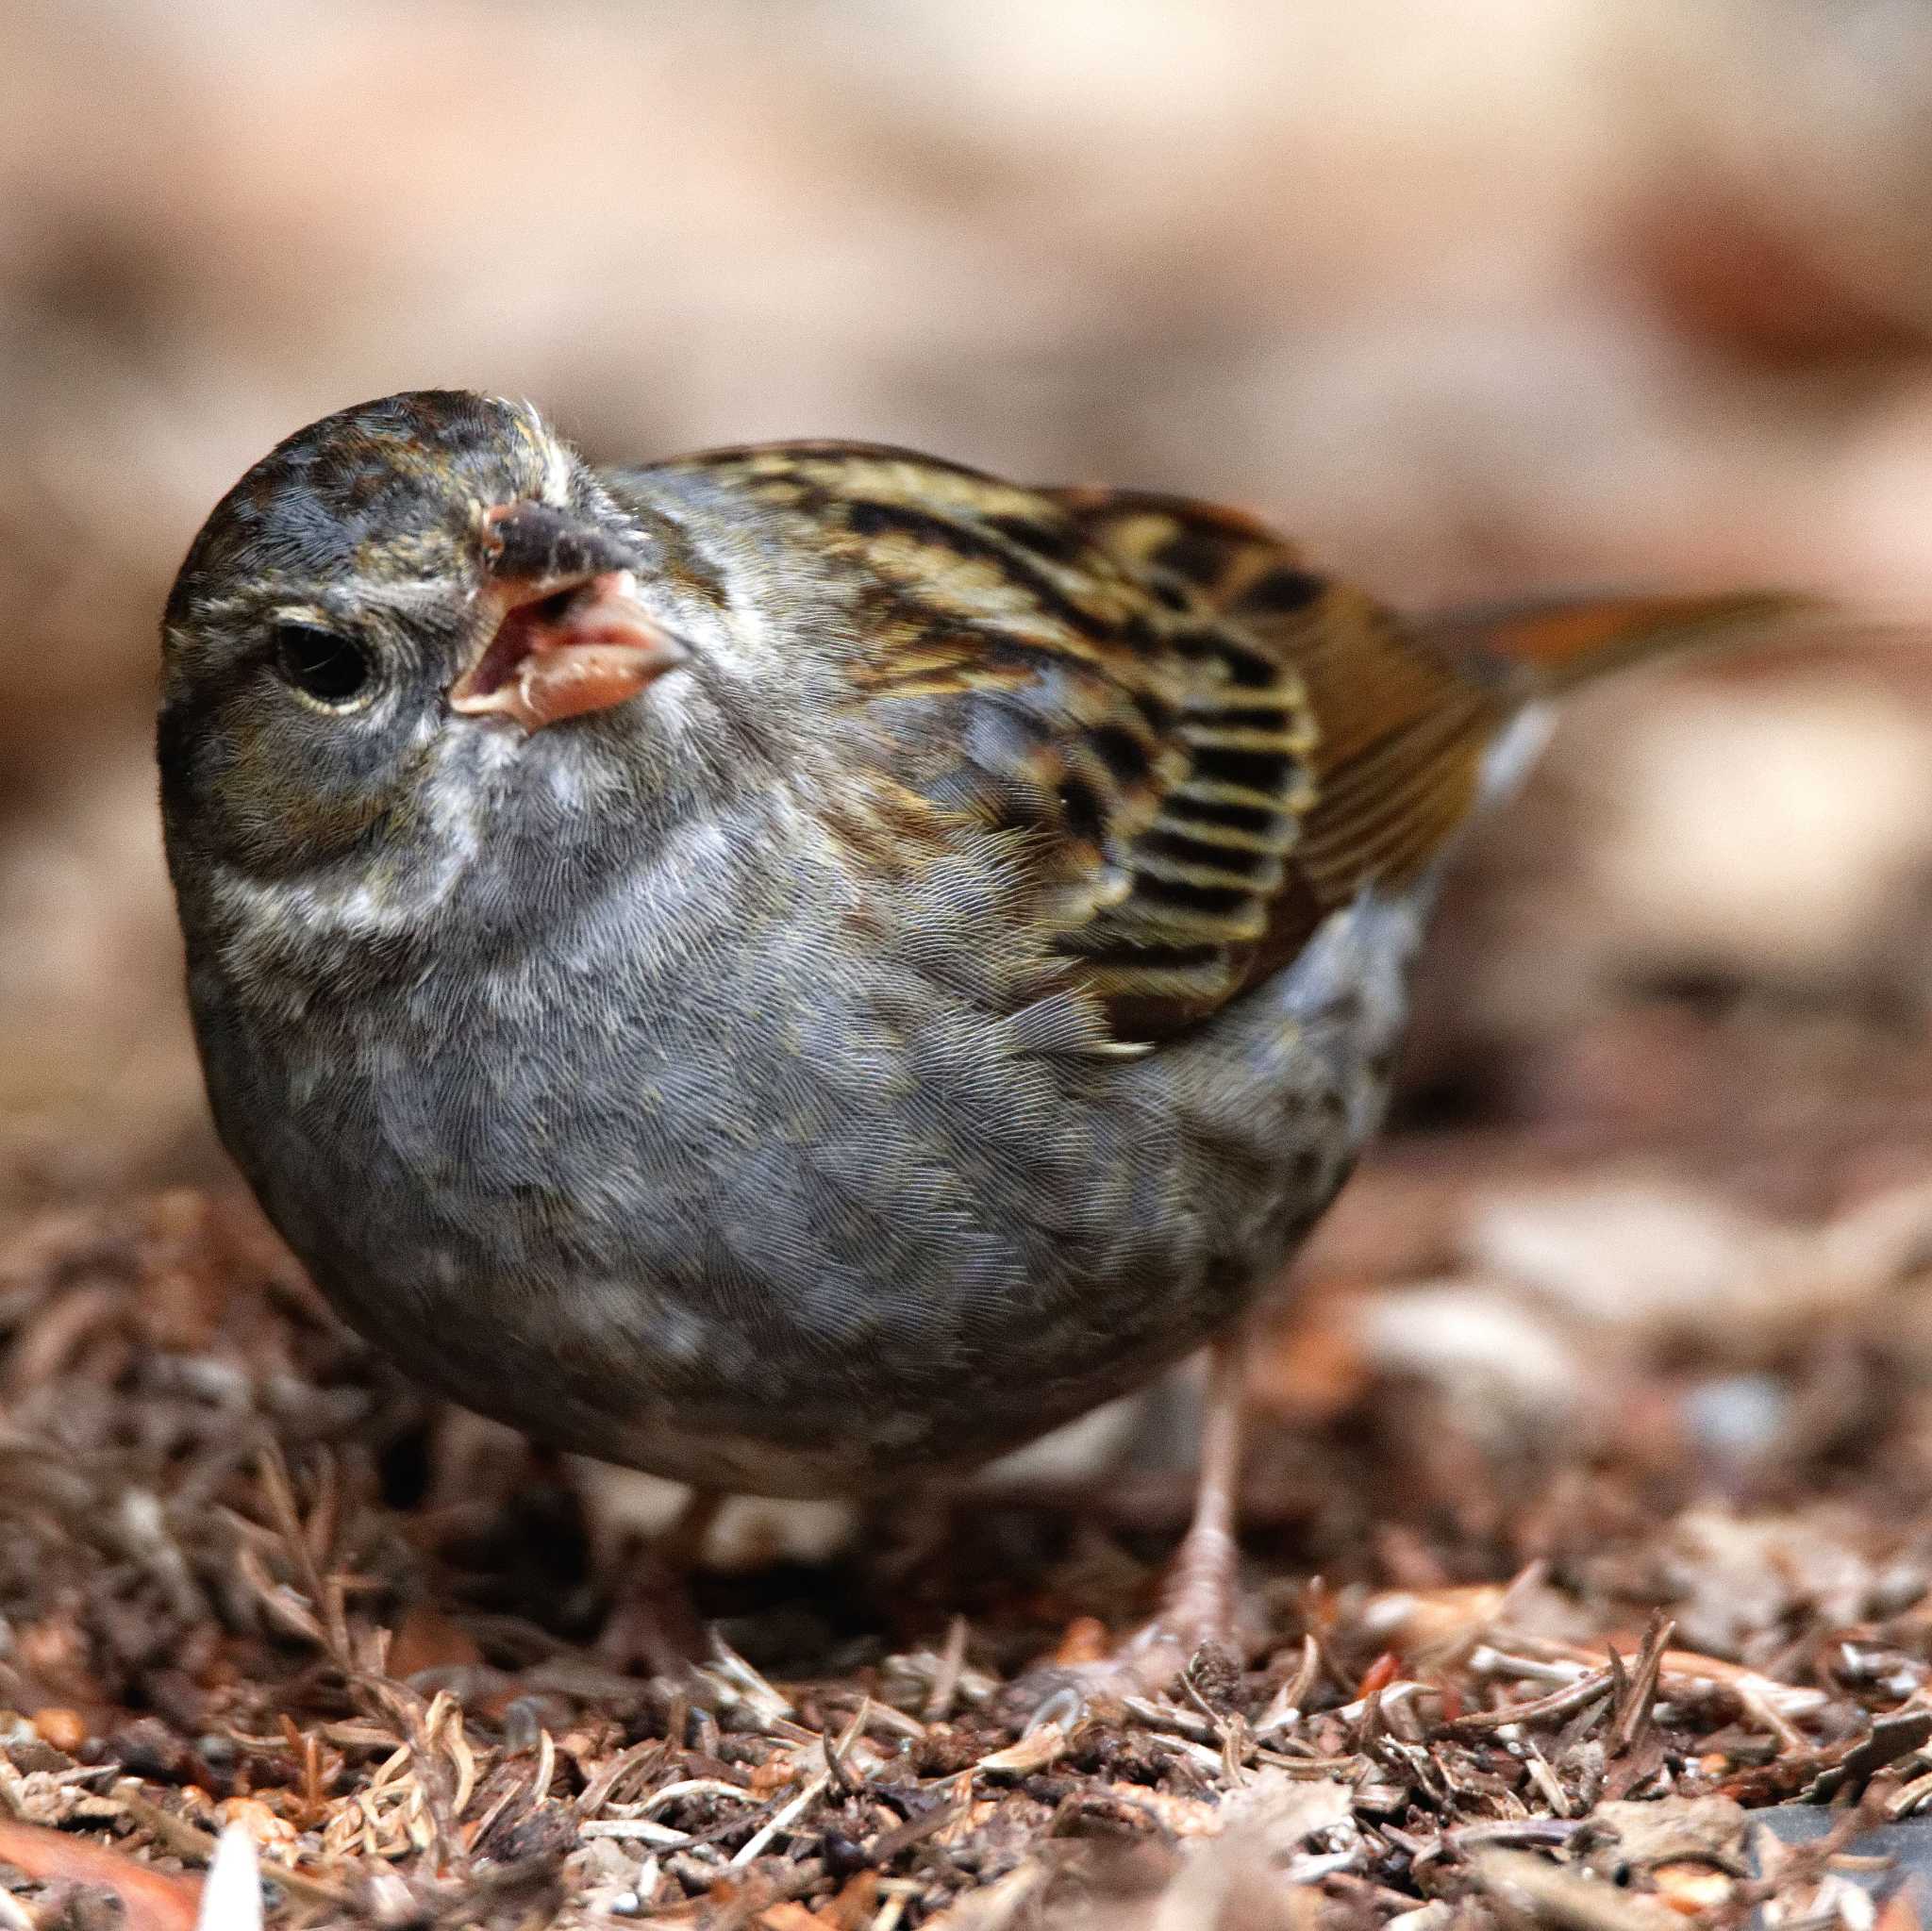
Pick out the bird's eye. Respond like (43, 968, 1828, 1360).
(272, 624, 374, 708)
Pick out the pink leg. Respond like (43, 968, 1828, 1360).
(1020, 1337, 1250, 1720)
(598, 1488, 722, 1677)
(1139, 1333, 1246, 1656)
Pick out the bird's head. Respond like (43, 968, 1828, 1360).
(158, 390, 731, 897)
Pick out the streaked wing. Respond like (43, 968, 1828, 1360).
(1052, 488, 1508, 1033)
(651, 445, 1511, 1041)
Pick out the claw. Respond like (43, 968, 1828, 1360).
(1006, 1336, 1256, 1733)
(1024, 1683, 1089, 1738)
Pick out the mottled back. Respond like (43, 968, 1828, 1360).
(644, 444, 1520, 1041)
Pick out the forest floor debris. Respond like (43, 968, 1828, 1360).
(4, 1127, 1932, 1930)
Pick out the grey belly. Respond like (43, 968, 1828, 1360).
(241, 1075, 1336, 1495)
(203, 892, 1415, 1498)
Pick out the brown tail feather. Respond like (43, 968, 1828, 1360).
(1426, 589, 1820, 698)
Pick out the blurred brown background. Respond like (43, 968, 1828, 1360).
(4, 0, 1931, 1219)
(4, 17, 1932, 1910)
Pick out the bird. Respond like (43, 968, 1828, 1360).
(158, 389, 1799, 1691)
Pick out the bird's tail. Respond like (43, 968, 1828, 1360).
(1426, 588, 1819, 700)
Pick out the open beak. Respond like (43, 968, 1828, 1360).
(449, 501, 687, 732)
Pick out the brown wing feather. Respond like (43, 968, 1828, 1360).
(656, 448, 1778, 1046)
(1058, 497, 1806, 1030)
(1052, 490, 1507, 1030)
(661, 448, 1509, 1040)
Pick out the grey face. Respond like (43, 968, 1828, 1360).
(157, 391, 691, 891)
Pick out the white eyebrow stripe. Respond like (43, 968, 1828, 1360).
(502, 394, 574, 507)
(541, 435, 574, 507)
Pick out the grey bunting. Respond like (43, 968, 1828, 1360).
(158, 390, 1800, 1686)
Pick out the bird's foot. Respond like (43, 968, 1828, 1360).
(1014, 1613, 1247, 1734)
(596, 1552, 707, 1680)
(594, 1490, 722, 1679)
(1006, 1334, 1252, 1730)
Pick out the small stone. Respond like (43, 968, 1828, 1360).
(31, 1707, 86, 1755)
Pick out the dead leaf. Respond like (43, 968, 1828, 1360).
(756, 1905, 834, 1931)
(386, 1604, 484, 1680)
(0, 1818, 202, 1931)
